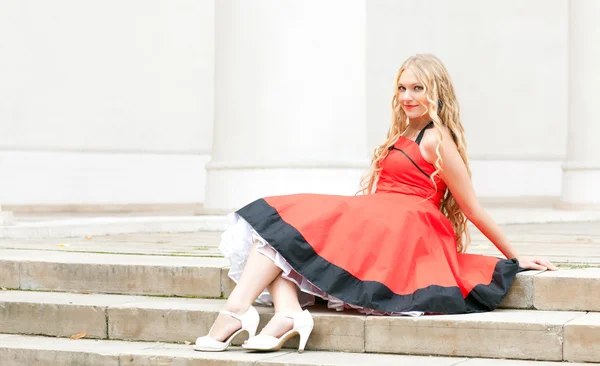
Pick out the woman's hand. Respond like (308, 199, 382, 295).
(517, 256, 558, 271)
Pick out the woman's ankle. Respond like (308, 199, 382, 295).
(274, 306, 303, 314)
(208, 312, 243, 341)
(259, 314, 294, 338)
(224, 303, 250, 315)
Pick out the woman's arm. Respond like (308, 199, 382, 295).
(421, 129, 557, 271)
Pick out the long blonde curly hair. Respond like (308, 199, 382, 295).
(359, 54, 471, 253)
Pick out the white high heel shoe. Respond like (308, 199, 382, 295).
(194, 306, 259, 352)
(242, 309, 314, 353)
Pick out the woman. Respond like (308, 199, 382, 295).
(194, 54, 557, 353)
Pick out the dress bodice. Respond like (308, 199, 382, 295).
(375, 123, 447, 206)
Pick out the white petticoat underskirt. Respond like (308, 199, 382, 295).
(219, 213, 423, 317)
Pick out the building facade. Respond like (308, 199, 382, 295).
(1, 0, 598, 214)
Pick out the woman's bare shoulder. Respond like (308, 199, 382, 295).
(420, 124, 457, 164)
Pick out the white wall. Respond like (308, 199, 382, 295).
(0, 0, 214, 205)
(0, 1, 572, 207)
(367, 0, 568, 197)
(205, 0, 368, 210)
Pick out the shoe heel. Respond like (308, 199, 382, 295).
(241, 306, 259, 339)
(297, 325, 313, 353)
(246, 326, 257, 338)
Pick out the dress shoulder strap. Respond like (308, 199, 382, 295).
(415, 121, 434, 145)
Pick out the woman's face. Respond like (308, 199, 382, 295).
(397, 68, 429, 122)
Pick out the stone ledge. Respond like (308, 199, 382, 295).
(564, 312, 600, 363)
(0, 216, 228, 239)
(4, 252, 600, 314)
(534, 269, 600, 311)
(0, 250, 228, 297)
(500, 270, 542, 309)
(1, 292, 598, 361)
(365, 309, 586, 361)
(0, 334, 594, 366)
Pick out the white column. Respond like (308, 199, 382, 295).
(559, 0, 600, 209)
(0, 204, 15, 225)
(205, 0, 368, 210)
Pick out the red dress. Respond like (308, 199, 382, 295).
(222, 123, 518, 314)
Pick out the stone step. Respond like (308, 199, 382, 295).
(0, 291, 598, 362)
(0, 334, 593, 366)
(0, 216, 228, 239)
(1, 250, 600, 312)
(0, 250, 229, 298)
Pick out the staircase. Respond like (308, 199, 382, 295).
(0, 226, 598, 365)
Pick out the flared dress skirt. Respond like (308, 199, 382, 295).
(219, 134, 519, 315)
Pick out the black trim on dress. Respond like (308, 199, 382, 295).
(389, 147, 430, 179)
(237, 198, 519, 314)
(386, 121, 435, 179)
(415, 121, 434, 145)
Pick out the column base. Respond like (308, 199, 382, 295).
(0, 211, 15, 226)
(0, 150, 210, 205)
(558, 164, 600, 209)
(204, 164, 368, 210)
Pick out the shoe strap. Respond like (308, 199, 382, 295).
(276, 310, 304, 318)
(275, 310, 313, 328)
(219, 309, 243, 321)
(275, 311, 303, 323)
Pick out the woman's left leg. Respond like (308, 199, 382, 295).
(243, 272, 314, 352)
(207, 243, 282, 341)
(260, 274, 303, 337)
